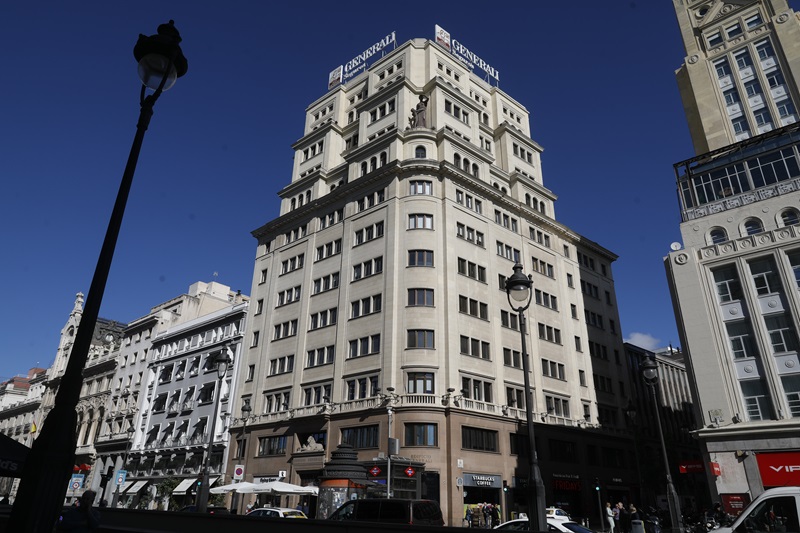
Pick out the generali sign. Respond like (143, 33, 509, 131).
(328, 32, 397, 89)
(756, 452, 800, 487)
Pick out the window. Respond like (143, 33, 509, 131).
(353, 256, 384, 281)
(750, 257, 782, 295)
(408, 288, 434, 306)
(503, 348, 521, 369)
(542, 359, 565, 380)
(341, 425, 379, 449)
(280, 253, 305, 274)
(345, 376, 379, 401)
(309, 308, 338, 330)
(726, 321, 758, 359)
(788, 251, 800, 288)
(537, 323, 562, 344)
(782, 375, 800, 417)
(532, 257, 555, 278)
(746, 14, 763, 29)
(462, 426, 497, 452)
(405, 423, 437, 446)
(259, 269, 268, 284)
(461, 377, 493, 402)
(455, 189, 482, 214)
(354, 221, 385, 245)
(415, 146, 427, 159)
(567, 273, 574, 287)
(351, 294, 382, 319)
(744, 218, 764, 236)
(257, 435, 287, 456)
(246, 365, 255, 381)
(545, 395, 571, 418)
(714, 265, 743, 302)
(251, 331, 260, 347)
(410, 180, 432, 194)
(302, 384, 331, 406)
(408, 249, 434, 267)
(407, 372, 434, 394)
(766, 314, 800, 353)
(757, 40, 775, 61)
(535, 289, 558, 311)
(348, 334, 381, 358)
(708, 32, 723, 47)
(264, 390, 290, 413)
(741, 379, 771, 421)
(356, 189, 386, 212)
(458, 296, 488, 319)
(255, 299, 264, 315)
(313, 272, 340, 294)
(408, 214, 433, 230)
(456, 223, 484, 247)
(460, 335, 490, 360)
(715, 58, 731, 78)
(268, 354, 294, 376)
(315, 239, 342, 261)
(276, 285, 301, 306)
(273, 320, 298, 340)
(530, 228, 551, 247)
(407, 329, 435, 349)
(726, 23, 742, 39)
(710, 228, 728, 244)
(782, 210, 800, 226)
(306, 345, 335, 367)
(496, 241, 520, 262)
(458, 258, 486, 282)
(500, 310, 519, 330)
(575, 336, 582, 352)
(581, 280, 600, 299)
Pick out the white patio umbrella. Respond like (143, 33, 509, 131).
(242, 480, 318, 495)
(209, 481, 258, 494)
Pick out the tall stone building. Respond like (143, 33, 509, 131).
(667, 0, 800, 505)
(232, 34, 635, 526)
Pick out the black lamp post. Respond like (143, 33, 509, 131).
(641, 357, 683, 533)
(196, 348, 231, 513)
(232, 402, 253, 514)
(111, 425, 136, 507)
(8, 21, 187, 532)
(505, 263, 547, 532)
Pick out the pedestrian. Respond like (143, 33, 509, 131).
(619, 502, 631, 533)
(465, 506, 473, 528)
(57, 490, 100, 531)
(492, 504, 500, 528)
(613, 502, 620, 531)
(629, 504, 641, 521)
(607, 502, 616, 533)
(483, 503, 492, 528)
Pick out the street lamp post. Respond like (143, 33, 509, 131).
(505, 263, 547, 532)
(233, 402, 252, 514)
(641, 357, 683, 533)
(8, 21, 187, 532)
(196, 347, 232, 513)
(111, 425, 136, 507)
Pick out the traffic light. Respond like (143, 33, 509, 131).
(594, 478, 600, 491)
(503, 480, 508, 493)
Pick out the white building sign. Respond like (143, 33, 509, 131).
(328, 31, 397, 88)
(434, 24, 499, 84)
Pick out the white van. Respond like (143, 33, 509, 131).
(719, 487, 800, 533)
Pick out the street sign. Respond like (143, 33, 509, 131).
(405, 467, 415, 477)
(369, 466, 382, 476)
(69, 474, 84, 491)
(115, 470, 127, 486)
(233, 465, 244, 480)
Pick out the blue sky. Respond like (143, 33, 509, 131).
(1, 1, 772, 380)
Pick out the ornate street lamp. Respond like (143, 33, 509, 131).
(641, 357, 684, 533)
(505, 263, 547, 532)
(8, 21, 187, 532)
(110, 425, 136, 507)
(196, 347, 231, 513)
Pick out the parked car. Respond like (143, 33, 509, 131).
(495, 518, 595, 532)
(328, 498, 444, 526)
(246, 506, 308, 518)
(547, 508, 573, 521)
(178, 505, 230, 515)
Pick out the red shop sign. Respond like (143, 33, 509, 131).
(679, 460, 704, 474)
(756, 452, 800, 487)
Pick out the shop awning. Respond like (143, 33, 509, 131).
(125, 480, 148, 494)
(172, 478, 196, 495)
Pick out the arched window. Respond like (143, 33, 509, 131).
(415, 146, 426, 158)
(454, 154, 461, 167)
(297, 194, 303, 207)
(539, 203, 546, 216)
(482, 113, 489, 125)
(290, 198, 296, 210)
(744, 219, 764, 236)
(471, 164, 479, 178)
(709, 228, 728, 244)
(493, 183, 500, 189)
(501, 187, 507, 194)
(525, 194, 531, 206)
(379, 152, 387, 167)
(463, 158, 470, 172)
(361, 162, 368, 176)
(370, 157, 377, 172)
(306, 191, 311, 203)
(781, 209, 800, 226)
